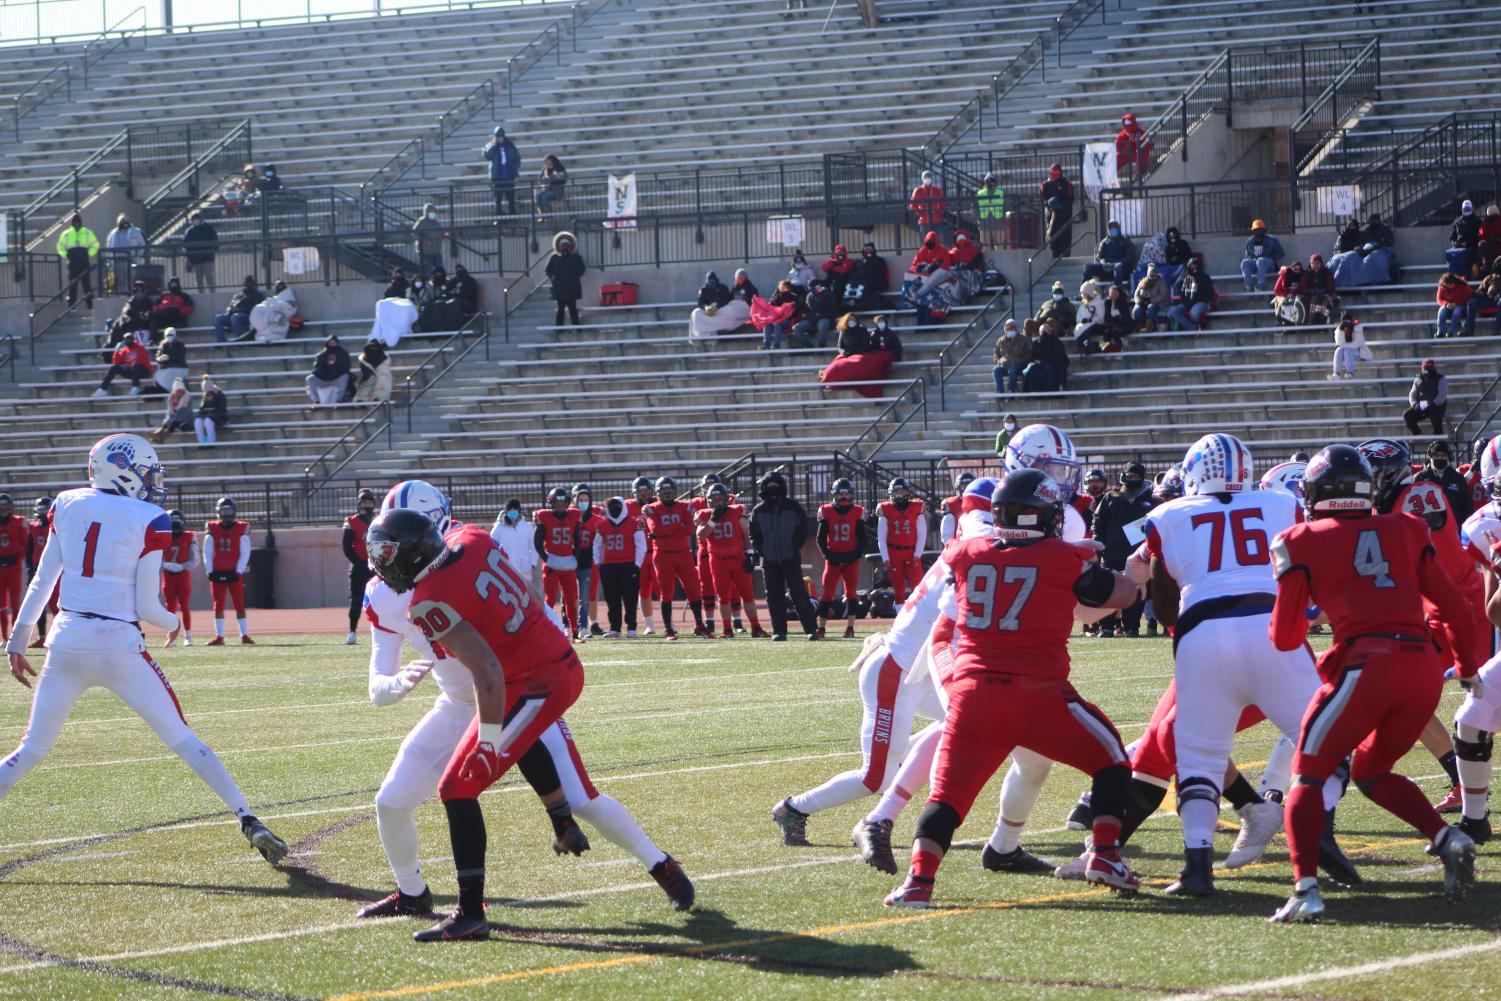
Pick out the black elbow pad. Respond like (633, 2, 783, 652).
(1073, 563, 1118, 608)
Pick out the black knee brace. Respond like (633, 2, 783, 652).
(913, 801, 962, 853)
(1454, 727, 1494, 763)
(1175, 774, 1220, 812)
(1090, 763, 1132, 821)
(516, 738, 563, 798)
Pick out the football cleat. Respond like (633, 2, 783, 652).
(1163, 846, 1215, 897)
(183, 635, 193, 646)
(1224, 799, 1284, 869)
(771, 798, 811, 846)
(664, 628, 678, 642)
(552, 818, 591, 857)
(843, 624, 856, 639)
(240, 815, 288, 864)
(1084, 851, 1139, 895)
(1435, 826, 1477, 901)
(625, 629, 637, 638)
(1065, 791, 1093, 831)
(1436, 785, 1463, 813)
(883, 876, 933, 908)
(207, 637, 225, 646)
(241, 635, 255, 645)
(27, 638, 44, 649)
(981, 844, 1054, 874)
(589, 622, 605, 637)
(1054, 851, 1091, 880)
(751, 625, 771, 638)
(649, 855, 695, 911)
(413, 910, 490, 942)
(693, 624, 713, 639)
(344, 632, 356, 646)
(1319, 809, 1363, 886)
(1270, 880, 1325, 923)
(357, 887, 433, 918)
(719, 627, 734, 639)
(1457, 813, 1492, 845)
(852, 819, 898, 874)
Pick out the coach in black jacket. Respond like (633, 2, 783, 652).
(749, 471, 819, 641)
(1090, 461, 1156, 636)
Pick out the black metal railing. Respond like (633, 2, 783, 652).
(1288, 37, 1382, 174)
(141, 120, 254, 239)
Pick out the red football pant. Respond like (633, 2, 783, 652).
(438, 655, 584, 801)
(652, 549, 701, 602)
(886, 555, 920, 604)
(1130, 678, 1265, 782)
(697, 551, 717, 609)
(211, 578, 246, 616)
(930, 674, 1127, 820)
(163, 571, 193, 630)
(543, 567, 579, 631)
(0, 564, 21, 639)
(708, 556, 758, 625)
(819, 560, 860, 606)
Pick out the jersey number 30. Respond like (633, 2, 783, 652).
(964, 564, 1038, 632)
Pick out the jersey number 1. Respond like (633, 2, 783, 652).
(82, 521, 102, 578)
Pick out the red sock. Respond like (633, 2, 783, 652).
(1091, 817, 1122, 856)
(909, 847, 942, 882)
(1285, 782, 1325, 881)
(1362, 772, 1446, 842)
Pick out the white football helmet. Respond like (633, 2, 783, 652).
(1002, 423, 1081, 498)
(88, 433, 166, 504)
(382, 479, 452, 533)
(1182, 433, 1254, 495)
(1479, 434, 1501, 499)
(1259, 460, 1307, 498)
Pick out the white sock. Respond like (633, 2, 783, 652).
(376, 801, 427, 896)
(865, 722, 943, 825)
(237, 618, 248, 637)
(642, 613, 656, 630)
(1455, 725, 1493, 820)
(989, 817, 1026, 854)
(574, 794, 667, 869)
(1262, 736, 1296, 799)
(169, 736, 250, 818)
(214, 618, 224, 638)
(1323, 772, 1346, 812)
(788, 770, 872, 816)
(1180, 797, 1218, 850)
(996, 753, 1052, 839)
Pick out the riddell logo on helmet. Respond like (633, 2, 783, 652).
(1321, 497, 1369, 511)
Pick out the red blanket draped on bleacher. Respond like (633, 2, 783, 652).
(820, 350, 895, 399)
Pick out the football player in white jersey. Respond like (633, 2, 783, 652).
(356, 480, 692, 918)
(0, 434, 287, 863)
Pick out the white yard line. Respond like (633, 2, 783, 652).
(1176, 938, 1501, 1000)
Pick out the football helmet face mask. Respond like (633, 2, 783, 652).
(216, 497, 237, 523)
(952, 471, 975, 494)
(991, 469, 1064, 541)
(1182, 433, 1254, 496)
(1153, 465, 1186, 503)
(655, 477, 677, 504)
(1303, 445, 1375, 518)
(707, 483, 730, 510)
(33, 497, 52, 519)
(1003, 424, 1081, 499)
(1259, 460, 1307, 499)
(633, 476, 655, 503)
(366, 509, 445, 594)
(88, 434, 167, 505)
(1355, 438, 1412, 513)
(381, 480, 453, 534)
(1084, 469, 1107, 497)
(888, 477, 911, 503)
(548, 487, 571, 513)
(832, 477, 855, 506)
(700, 472, 723, 491)
(168, 509, 185, 533)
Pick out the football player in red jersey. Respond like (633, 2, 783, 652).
(205, 497, 253, 645)
(878, 477, 926, 604)
(885, 470, 1143, 908)
(642, 477, 711, 639)
(366, 510, 694, 942)
(24, 497, 52, 649)
(0, 495, 28, 641)
(694, 483, 767, 638)
(535, 487, 582, 638)
(627, 476, 659, 634)
(937, 471, 974, 545)
(690, 474, 723, 627)
(817, 478, 868, 638)
(161, 509, 200, 647)
(1267, 444, 1478, 923)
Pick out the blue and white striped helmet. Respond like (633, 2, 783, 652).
(381, 479, 452, 533)
(1182, 433, 1254, 496)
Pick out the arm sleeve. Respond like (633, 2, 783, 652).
(366, 610, 411, 706)
(592, 532, 604, 565)
(749, 511, 764, 555)
(815, 518, 831, 557)
(877, 517, 891, 562)
(940, 512, 956, 544)
(1072, 563, 1119, 607)
(1268, 567, 1312, 651)
(1435, 376, 1449, 407)
(341, 524, 360, 564)
(5, 536, 63, 651)
(914, 513, 928, 559)
(1419, 546, 1480, 676)
(855, 518, 870, 553)
(633, 529, 647, 567)
(533, 523, 546, 559)
(134, 551, 179, 633)
(184, 539, 200, 571)
(236, 534, 250, 575)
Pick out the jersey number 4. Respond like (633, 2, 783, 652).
(1190, 510, 1269, 571)
(1353, 529, 1396, 588)
(963, 564, 1038, 632)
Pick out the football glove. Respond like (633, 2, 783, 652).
(459, 739, 505, 786)
(743, 554, 756, 573)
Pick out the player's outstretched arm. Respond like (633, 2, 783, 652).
(135, 550, 180, 634)
(1149, 557, 1180, 628)
(1073, 563, 1137, 615)
(6, 533, 64, 660)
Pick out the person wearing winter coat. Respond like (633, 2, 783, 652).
(196, 376, 228, 444)
(150, 277, 194, 332)
(1132, 264, 1171, 330)
(1328, 311, 1371, 380)
(1114, 112, 1153, 177)
(1479, 205, 1501, 274)
(1470, 261, 1501, 336)
(689, 270, 750, 340)
(835, 313, 870, 356)
(545, 231, 586, 327)
(1166, 257, 1214, 330)
(845, 242, 889, 310)
(182, 212, 218, 292)
(104, 213, 146, 293)
(306, 336, 352, 407)
(908, 171, 945, 230)
(483, 126, 521, 215)
(992, 318, 1031, 394)
(1274, 253, 1338, 327)
(57, 212, 99, 308)
(1240, 220, 1285, 291)
(412, 203, 444, 273)
(868, 314, 901, 360)
(1271, 260, 1306, 326)
(1073, 278, 1107, 353)
(762, 279, 804, 349)
(369, 288, 418, 348)
(109, 281, 156, 346)
(250, 281, 298, 342)
(1083, 220, 1135, 285)
(153, 326, 188, 391)
(534, 154, 568, 217)
(793, 280, 839, 348)
(1034, 280, 1077, 329)
(1101, 283, 1132, 348)
(94, 338, 153, 397)
(820, 245, 854, 296)
(1403, 358, 1448, 435)
(729, 268, 759, 305)
(353, 340, 393, 403)
(903, 231, 951, 301)
(1030, 318, 1070, 391)
(1158, 226, 1193, 287)
(150, 377, 195, 442)
(821, 311, 898, 398)
(1447, 199, 1483, 278)
(786, 252, 816, 288)
(1435, 271, 1474, 338)
(214, 276, 264, 342)
(1041, 163, 1074, 259)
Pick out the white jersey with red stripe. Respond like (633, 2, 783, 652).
(1463, 500, 1501, 571)
(48, 487, 172, 622)
(1144, 489, 1296, 613)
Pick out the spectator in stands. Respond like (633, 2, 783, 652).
(535, 154, 568, 218)
(153, 327, 188, 391)
(1329, 217, 1366, 285)
(787, 251, 816, 288)
(222, 165, 256, 215)
(545, 231, 586, 329)
(1240, 219, 1284, 291)
(869, 314, 901, 360)
(690, 271, 740, 341)
(1435, 271, 1473, 338)
(1335, 217, 1362, 254)
(1328, 311, 1370, 381)
(908, 171, 945, 233)
(183, 212, 218, 293)
(1447, 199, 1482, 278)
(995, 413, 1018, 456)
(149, 377, 194, 443)
(1035, 279, 1077, 330)
(1357, 212, 1397, 285)
(976, 173, 1004, 248)
(844, 242, 889, 311)
(149, 276, 193, 333)
(730, 268, 759, 306)
(412, 204, 444, 274)
(250, 280, 298, 342)
(1479, 205, 1501, 274)
(1271, 260, 1306, 326)
(105, 213, 146, 294)
(1041, 163, 1074, 259)
(1402, 358, 1448, 435)
(258, 164, 282, 193)
(1132, 263, 1170, 331)
(409, 273, 438, 313)
(1166, 256, 1214, 330)
(1029, 318, 1070, 391)
(1159, 227, 1193, 287)
(449, 263, 479, 320)
(1101, 282, 1132, 349)
(353, 340, 392, 403)
(1415, 440, 1473, 524)
(109, 281, 156, 348)
(761, 280, 802, 349)
(1083, 219, 1134, 284)
(1073, 278, 1105, 355)
(57, 212, 99, 309)
(794, 279, 839, 348)
(214, 276, 264, 342)
(484, 127, 521, 216)
(383, 269, 408, 299)
(993, 318, 1030, 394)
(1471, 260, 1501, 335)
(1114, 113, 1153, 180)
(944, 231, 986, 307)
(93, 336, 153, 397)
(369, 283, 418, 348)
(1302, 253, 1338, 326)
(306, 335, 352, 408)
(821, 245, 853, 297)
(834, 312, 869, 356)
(902, 231, 950, 305)
(196, 376, 228, 444)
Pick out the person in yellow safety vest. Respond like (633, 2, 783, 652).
(56, 213, 100, 310)
(976, 173, 1005, 249)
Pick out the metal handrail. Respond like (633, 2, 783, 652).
(301, 401, 394, 487)
(847, 378, 926, 461)
(934, 286, 1009, 408)
(20, 127, 130, 223)
(12, 7, 148, 137)
(400, 311, 490, 430)
(1453, 369, 1501, 453)
(864, 385, 930, 463)
(141, 120, 253, 238)
(1289, 37, 1381, 173)
(27, 282, 82, 366)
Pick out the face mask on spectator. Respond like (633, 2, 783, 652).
(1004, 420, 1017, 431)
(577, 498, 591, 512)
(413, 279, 424, 289)
(876, 320, 887, 330)
(1108, 226, 1120, 237)
(427, 212, 437, 221)
(505, 509, 521, 524)
(1432, 454, 1450, 470)
(1052, 292, 1064, 301)
(924, 239, 936, 249)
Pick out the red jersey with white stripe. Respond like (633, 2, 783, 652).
(409, 524, 574, 683)
(26, 517, 48, 567)
(1394, 482, 1478, 597)
(878, 499, 925, 553)
(1144, 490, 1298, 613)
(577, 512, 600, 553)
(695, 505, 746, 558)
(641, 500, 694, 554)
(535, 508, 581, 558)
(363, 574, 474, 700)
(49, 487, 172, 620)
(205, 520, 249, 573)
(595, 515, 642, 565)
(819, 503, 864, 554)
(0, 516, 27, 566)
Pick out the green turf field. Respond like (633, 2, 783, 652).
(0, 631, 1496, 1001)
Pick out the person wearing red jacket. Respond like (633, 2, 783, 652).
(821, 244, 854, 296)
(162, 509, 200, 648)
(948, 231, 982, 270)
(1114, 112, 1153, 178)
(150, 277, 195, 332)
(1436, 271, 1474, 338)
(0, 495, 27, 641)
(1479, 204, 1501, 273)
(908, 171, 945, 229)
(24, 497, 52, 648)
(535, 487, 583, 638)
(93, 338, 154, 397)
